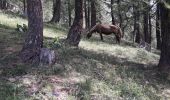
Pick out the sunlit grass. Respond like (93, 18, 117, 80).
(0, 13, 27, 28)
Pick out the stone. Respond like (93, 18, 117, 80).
(40, 48, 56, 66)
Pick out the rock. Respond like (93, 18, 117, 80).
(40, 48, 56, 66)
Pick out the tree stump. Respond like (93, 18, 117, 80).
(40, 48, 56, 66)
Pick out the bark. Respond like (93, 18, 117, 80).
(111, 0, 115, 25)
(158, 2, 170, 71)
(51, 0, 61, 23)
(20, 0, 43, 64)
(84, 0, 88, 29)
(143, 11, 149, 43)
(23, 0, 26, 14)
(148, 12, 152, 44)
(91, 0, 96, 28)
(0, 0, 7, 9)
(68, 0, 71, 26)
(87, 0, 90, 29)
(143, 1, 151, 44)
(117, 0, 122, 28)
(133, 4, 140, 43)
(156, 3, 161, 50)
(66, 0, 83, 46)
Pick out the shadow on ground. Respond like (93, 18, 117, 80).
(0, 25, 168, 99)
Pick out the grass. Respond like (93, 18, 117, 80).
(0, 12, 169, 100)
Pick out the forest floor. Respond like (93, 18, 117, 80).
(0, 13, 170, 100)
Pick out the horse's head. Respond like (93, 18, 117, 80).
(87, 32, 92, 39)
(115, 27, 123, 44)
(116, 25, 124, 38)
(116, 24, 124, 38)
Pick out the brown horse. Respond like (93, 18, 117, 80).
(87, 24, 123, 44)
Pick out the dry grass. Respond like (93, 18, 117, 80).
(0, 12, 170, 100)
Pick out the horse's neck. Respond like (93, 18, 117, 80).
(90, 25, 98, 33)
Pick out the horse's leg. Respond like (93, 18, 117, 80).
(100, 33, 104, 41)
(113, 33, 117, 43)
(116, 35, 120, 44)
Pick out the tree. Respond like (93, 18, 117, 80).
(111, 0, 116, 25)
(20, 0, 43, 63)
(84, 0, 87, 28)
(66, 0, 83, 46)
(91, 0, 96, 27)
(68, 0, 72, 26)
(51, 0, 61, 23)
(87, 0, 91, 28)
(156, 2, 161, 50)
(0, 0, 7, 9)
(133, 3, 140, 43)
(23, 0, 26, 14)
(143, 2, 150, 44)
(117, 0, 122, 28)
(158, 1, 170, 71)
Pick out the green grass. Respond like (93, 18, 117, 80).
(0, 12, 169, 100)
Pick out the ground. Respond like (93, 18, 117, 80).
(0, 12, 170, 100)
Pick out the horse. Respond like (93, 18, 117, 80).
(86, 24, 123, 44)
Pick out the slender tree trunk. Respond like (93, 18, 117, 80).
(66, 0, 83, 46)
(158, 1, 170, 71)
(133, 4, 140, 43)
(91, 0, 96, 28)
(143, 1, 151, 44)
(68, 0, 71, 26)
(135, 12, 140, 43)
(143, 9, 149, 44)
(0, 0, 3, 9)
(111, 0, 115, 25)
(51, 0, 61, 23)
(133, 4, 137, 43)
(148, 12, 152, 44)
(23, 0, 26, 14)
(87, 0, 90, 29)
(0, 0, 7, 9)
(156, 2, 161, 50)
(0, 0, 2, 9)
(20, 0, 43, 64)
(143, 11, 149, 43)
(84, 0, 88, 29)
(117, 0, 122, 28)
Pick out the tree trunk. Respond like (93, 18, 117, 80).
(143, 1, 151, 44)
(148, 12, 152, 44)
(0, 0, 2, 9)
(143, 11, 149, 43)
(156, 3, 161, 50)
(68, 0, 71, 26)
(51, 0, 61, 23)
(0, 0, 7, 9)
(23, 0, 26, 14)
(91, 0, 96, 28)
(133, 4, 140, 43)
(66, 0, 83, 46)
(20, 0, 43, 64)
(158, 2, 170, 71)
(111, 0, 115, 25)
(84, 0, 87, 29)
(87, 0, 90, 29)
(117, 0, 122, 28)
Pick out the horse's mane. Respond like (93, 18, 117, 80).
(89, 23, 100, 32)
